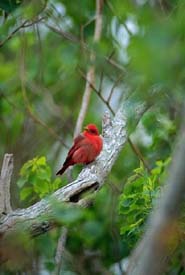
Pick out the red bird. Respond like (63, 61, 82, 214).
(56, 124, 103, 175)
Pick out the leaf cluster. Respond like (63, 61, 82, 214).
(119, 158, 171, 248)
(17, 156, 61, 204)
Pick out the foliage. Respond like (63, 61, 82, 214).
(17, 156, 61, 204)
(119, 158, 171, 248)
(0, 0, 22, 14)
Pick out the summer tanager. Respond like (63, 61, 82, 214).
(56, 124, 103, 175)
(57, 124, 103, 175)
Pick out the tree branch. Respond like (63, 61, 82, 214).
(54, 227, 68, 275)
(74, 0, 104, 136)
(0, 17, 45, 48)
(127, 119, 185, 275)
(0, 107, 127, 239)
(0, 154, 13, 215)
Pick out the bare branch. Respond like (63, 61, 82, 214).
(45, 22, 125, 73)
(78, 68, 115, 115)
(94, 0, 104, 41)
(127, 120, 185, 275)
(0, 17, 45, 48)
(74, 0, 104, 137)
(127, 137, 151, 173)
(74, 67, 95, 136)
(54, 227, 68, 275)
(0, 20, 28, 48)
(45, 23, 80, 44)
(98, 70, 104, 93)
(107, 72, 124, 103)
(0, 154, 13, 214)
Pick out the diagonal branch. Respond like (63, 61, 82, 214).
(0, 17, 46, 48)
(0, 107, 128, 239)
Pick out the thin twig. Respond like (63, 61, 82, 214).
(80, 16, 96, 43)
(106, 0, 132, 36)
(128, 138, 151, 173)
(98, 70, 104, 93)
(107, 72, 124, 103)
(46, 23, 80, 44)
(106, 57, 125, 72)
(45, 21, 125, 73)
(78, 68, 115, 115)
(74, 67, 95, 137)
(54, 227, 68, 275)
(0, 20, 28, 48)
(0, 17, 45, 48)
(107, 49, 116, 61)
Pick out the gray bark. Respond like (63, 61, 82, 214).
(0, 154, 13, 214)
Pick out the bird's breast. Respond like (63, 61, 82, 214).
(87, 136, 103, 157)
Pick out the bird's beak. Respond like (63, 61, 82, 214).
(84, 126, 88, 131)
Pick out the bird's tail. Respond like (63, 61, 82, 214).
(56, 164, 70, 175)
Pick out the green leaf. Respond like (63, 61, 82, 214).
(17, 177, 27, 188)
(37, 167, 51, 181)
(119, 157, 169, 244)
(17, 156, 52, 202)
(20, 187, 33, 201)
(52, 177, 62, 190)
(37, 156, 46, 166)
(0, 0, 22, 13)
(33, 179, 50, 198)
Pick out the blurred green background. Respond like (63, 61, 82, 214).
(0, 0, 185, 274)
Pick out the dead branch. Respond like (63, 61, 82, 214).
(0, 154, 13, 215)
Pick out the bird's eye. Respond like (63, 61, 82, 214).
(89, 129, 97, 134)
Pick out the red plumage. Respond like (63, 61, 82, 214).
(56, 124, 103, 175)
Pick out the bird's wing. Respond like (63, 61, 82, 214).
(64, 134, 85, 163)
